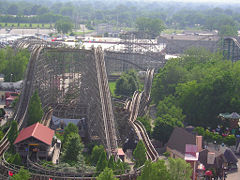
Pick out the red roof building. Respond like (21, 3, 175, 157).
(14, 122, 54, 146)
(14, 122, 56, 161)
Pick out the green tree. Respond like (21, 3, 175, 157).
(55, 20, 73, 34)
(108, 155, 116, 170)
(62, 133, 84, 165)
(96, 151, 108, 173)
(0, 47, 30, 82)
(8, 120, 18, 152)
(27, 91, 43, 126)
(137, 160, 170, 180)
(137, 116, 151, 136)
(194, 127, 205, 136)
(152, 117, 175, 144)
(0, 108, 5, 117)
(114, 159, 130, 175)
(7, 4, 19, 15)
(133, 140, 146, 168)
(115, 70, 139, 97)
(90, 145, 105, 166)
(7, 153, 22, 166)
(224, 135, 236, 146)
(204, 130, 214, 143)
(219, 25, 238, 37)
(96, 167, 117, 180)
(168, 158, 192, 180)
(212, 133, 223, 144)
(10, 167, 31, 180)
(0, 130, 4, 141)
(136, 17, 165, 38)
(156, 96, 185, 122)
(63, 123, 78, 144)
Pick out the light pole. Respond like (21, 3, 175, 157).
(10, 73, 13, 82)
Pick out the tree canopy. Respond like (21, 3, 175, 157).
(96, 151, 108, 173)
(137, 160, 170, 180)
(62, 133, 84, 166)
(27, 91, 43, 126)
(62, 123, 79, 145)
(8, 120, 18, 152)
(0, 47, 30, 82)
(137, 158, 192, 180)
(10, 167, 31, 180)
(96, 168, 117, 180)
(115, 70, 139, 97)
(152, 48, 240, 130)
(133, 140, 146, 168)
(90, 145, 105, 166)
(55, 20, 73, 34)
(168, 158, 192, 180)
(136, 17, 165, 38)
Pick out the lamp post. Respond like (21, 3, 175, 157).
(10, 73, 13, 82)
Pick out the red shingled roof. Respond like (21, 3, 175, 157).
(14, 122, 54, 146)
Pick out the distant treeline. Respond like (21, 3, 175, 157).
(0, 13, 70, 24)
(1, 0, 240, 31)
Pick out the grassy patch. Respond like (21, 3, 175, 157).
(109, 81, 117, 97)
(162, 28, 184, 34)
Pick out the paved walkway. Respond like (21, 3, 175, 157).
(227, 155, 239, 180)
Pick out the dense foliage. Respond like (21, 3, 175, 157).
(137, 160, 170, 180)
(89, 145, 129, 175)
(152, 48, 240, 130)
(168, 158, 192, 180)
(136, 17, 165, 38)
(133, 140, 146, 168)
(0, 129, 3, 141)
(62, 123, 79, 145)
(90, 145, 105, 166)
(115, 70, 139, 97)
(10, 167, 31, 180)
(137, 116, 151, 136)
(96, 168, 117, 180)
(62, 133, 84, 165)
(137, 158, 192, 180)
(7, 153, 22, 166)
(8, 120, 18, 152)
(27, 91, 43, 126)
(0, 108, 5, 117)
(55, 20, 73, 34)
(1, 0, 240, 36)
(96, 150, 108, 173)
(0, 47, 30, 82)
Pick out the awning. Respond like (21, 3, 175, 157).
(219, 112, 240, 119)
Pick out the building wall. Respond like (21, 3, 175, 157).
(15, 137, 51, 159)
(158, 36, 220, 54)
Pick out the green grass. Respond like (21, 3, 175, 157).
(109, 81, 117, 97)
(0, 23, 52, 29)
(162, 28, 184, 34)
